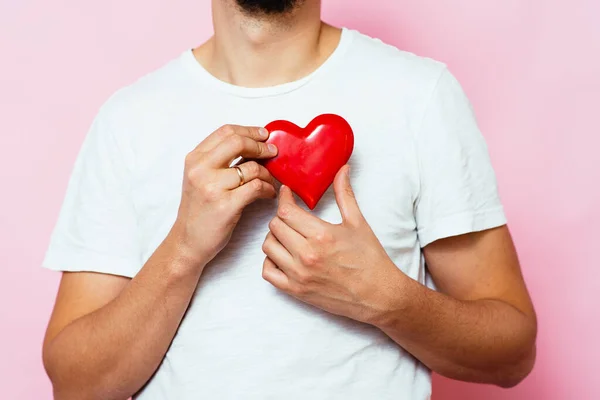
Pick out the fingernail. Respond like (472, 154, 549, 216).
(259, 127, 268, 138)
(268, 144, 278, 154)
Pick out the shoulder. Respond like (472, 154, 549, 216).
(340, 29, 457, 127)
(95, 52, 191, 128)
(85, 52, 195, 164)
(344, 28, 448, 93)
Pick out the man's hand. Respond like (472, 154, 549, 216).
(43, 124, 279, 400)
(261, 165, 536, 388)
(173, 124, 278, 269)
(261, 165, 400, 324)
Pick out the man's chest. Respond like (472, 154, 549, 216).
(127, 100, 421, 265)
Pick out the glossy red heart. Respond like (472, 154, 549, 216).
(263, 114, 354, 210)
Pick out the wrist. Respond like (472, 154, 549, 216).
(369, 265, 412, 329)
(162, 222, 210, 278)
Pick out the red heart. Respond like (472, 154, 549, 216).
(263, 114, 354, 210)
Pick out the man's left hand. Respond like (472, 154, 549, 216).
(261, 165, 403, 324)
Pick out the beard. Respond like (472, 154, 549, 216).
(235, 0, 302, 15)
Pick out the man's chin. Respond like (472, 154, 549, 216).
(235, 0, 302, 15)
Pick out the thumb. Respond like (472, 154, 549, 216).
(278, 184, 297, 206)
(333, 165, 362, 226)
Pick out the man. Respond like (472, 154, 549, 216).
(42, 0, 537, 399)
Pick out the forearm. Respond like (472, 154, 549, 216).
(44, 230, 206, 400)
(374, 271, 537, 387)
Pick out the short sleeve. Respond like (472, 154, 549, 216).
(414, 68, 506, 248)
(42, 104, 141, 277)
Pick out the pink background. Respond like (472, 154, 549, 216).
(1, 0, 599, 399)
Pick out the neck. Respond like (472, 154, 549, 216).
(194, 0, 340, 88)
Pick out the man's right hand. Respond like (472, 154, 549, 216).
(171, 124, 278, 269)
(43, 124, 278, 400)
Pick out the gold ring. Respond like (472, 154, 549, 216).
(233, 166, 245, 187)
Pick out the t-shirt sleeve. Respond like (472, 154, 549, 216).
(414, 67, 507, 248)
(42, 104, 141, 278)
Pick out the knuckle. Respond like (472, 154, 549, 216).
(313, 229, 333, 245)
(268, 217, 278, 231)
(250, 179, 263, 192)
(253, 128, 264, 140)
(255, 141, 264, 157)
(230, 135, 245, 152)
(296, 270, 312, 284)
(184, 168, 197, 184)
(292, 281, 310, 296)
(261, 236, 271, 253)
(246, 161, 260, 177)
(200, 183, 220, 201)
(218, 124, 235, 137)
(345, 186, 355, 199)
(354, 217, 366, 229)
(277, 205, 291, 219)
(184, 166, 204, 187)
(184, 152, 195, 167)
(300, 251, 319, 267)
(186, 152, 208, 172)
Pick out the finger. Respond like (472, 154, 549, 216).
(261, 232, 295, 273)
(262, 257, 290, 291)
(231, 178, 277, 207)
(220, 161, 275, 190)
(268, 216, 308, 258)
(209, 134, 278, 167)
(277, 186, 329, 237)
(333, 165, 362, 226)
(194, 125, 269, 153)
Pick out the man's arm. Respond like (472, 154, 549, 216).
(43, 125, 278, 400)
(261, 167, 536, 388)
(43, 232, 203, 400)
(374, 226, 537, 387)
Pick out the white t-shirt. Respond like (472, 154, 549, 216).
(43, 28, 506, 399)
